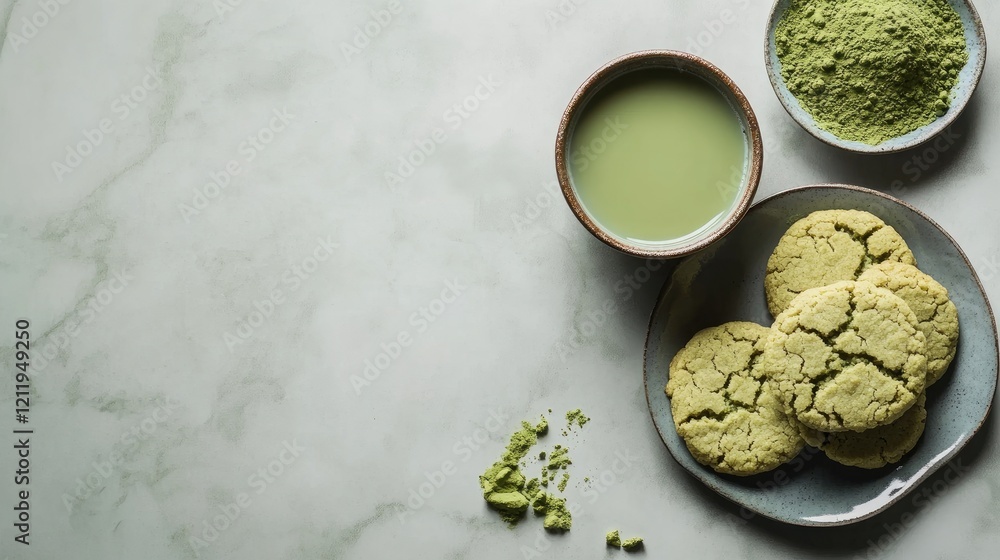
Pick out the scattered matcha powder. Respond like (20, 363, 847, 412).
(535, 416, 549, 435)
(479, 465, 528, 524)
(621, 537, 644, 551)
(479, 410, 589, 535)
(606, 530, 621, 548)
(525, 478, 540, 500)
(557, 473, 570, 492)
(532, 492, 572, 531)
(547, 446, 571, 470)
(479, 421, 540, 525)
(775, 0, 969, 145)
(566, 408, 590, 428)
(531, 490, 548, 514)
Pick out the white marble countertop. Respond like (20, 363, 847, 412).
(1, 0, 999, 559)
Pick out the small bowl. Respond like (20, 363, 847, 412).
(765, 0, 987, 154)
(555, 50, 763, 259)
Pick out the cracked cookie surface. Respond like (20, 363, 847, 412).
(859, 262, 959, 386)
(801, 393, 927, 469)
(666, 322, 805, 476)
(762, 281, 927, 433)
(765, 210, 917, 317)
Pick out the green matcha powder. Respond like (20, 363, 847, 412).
(479, 411, 646, 549)
(776, 0, 968, 145)
(478, 419, 548, 524)
(479, 412, 587, 532)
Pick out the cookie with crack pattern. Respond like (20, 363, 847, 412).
(859, 262, 959, 386)
(762, 280, 927, 433)
(666, 322, 805, 476)
(800, 393, 927, 469)
(765, 210, 916, 317)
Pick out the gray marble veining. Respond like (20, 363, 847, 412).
(0, 1, 998, 559)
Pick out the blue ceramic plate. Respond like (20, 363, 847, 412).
(765, 0, 988, 154)
(643, 185, 998, 526)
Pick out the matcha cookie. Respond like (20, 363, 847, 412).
(666, 322, 805, 476)
(765, 210, 917, 317)
(859, 262, 959, 385)
(801, 394, 927, 469)
(762, 281, 927, 433)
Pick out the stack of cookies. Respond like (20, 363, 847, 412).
(666, 210, 960, 475)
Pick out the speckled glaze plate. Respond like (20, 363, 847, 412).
(643, 185, 998, 526)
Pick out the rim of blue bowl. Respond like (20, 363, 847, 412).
(764, 0, 988, 154)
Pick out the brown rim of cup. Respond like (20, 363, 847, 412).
(555, 50, 764, 259)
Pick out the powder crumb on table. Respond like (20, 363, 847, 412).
(535, 415, 548, 435)
(621, 536, 644, 551)
(606, 529, 621, 547)
(557, 473, 570, 492)
(532, 492, 572, 531)
(566, 408, 590, 428)
(547, 446, 571, 470)
(478, 421, 542, 525)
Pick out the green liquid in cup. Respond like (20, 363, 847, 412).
(568, 70, 749, 244)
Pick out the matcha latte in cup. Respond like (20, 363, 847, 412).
(556, 51, 763, 258)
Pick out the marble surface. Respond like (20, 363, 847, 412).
(0, 0, 998, 559)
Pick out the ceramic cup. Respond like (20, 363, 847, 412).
(555, 50, 764, 259)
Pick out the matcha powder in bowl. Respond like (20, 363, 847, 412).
(773, 0, 971, 146)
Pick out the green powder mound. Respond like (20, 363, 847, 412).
(621, 537, 644, 551)
(479, 412, 582, 534)
(479, 421, 541, 524)
(566, 408, 590, 428)
(531, 490, 548, 515)
(532, 492, 572, 531)
(479, 465, 529, 524)
(544, 462, 557, 483)
(775, 0, 968, 145)
(535, 416, 549, 435)
(606, 529, 621, 547)
(525, 478, 540, 499)
(502, 421, 540, 463)
(547, 445, 571, 470)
